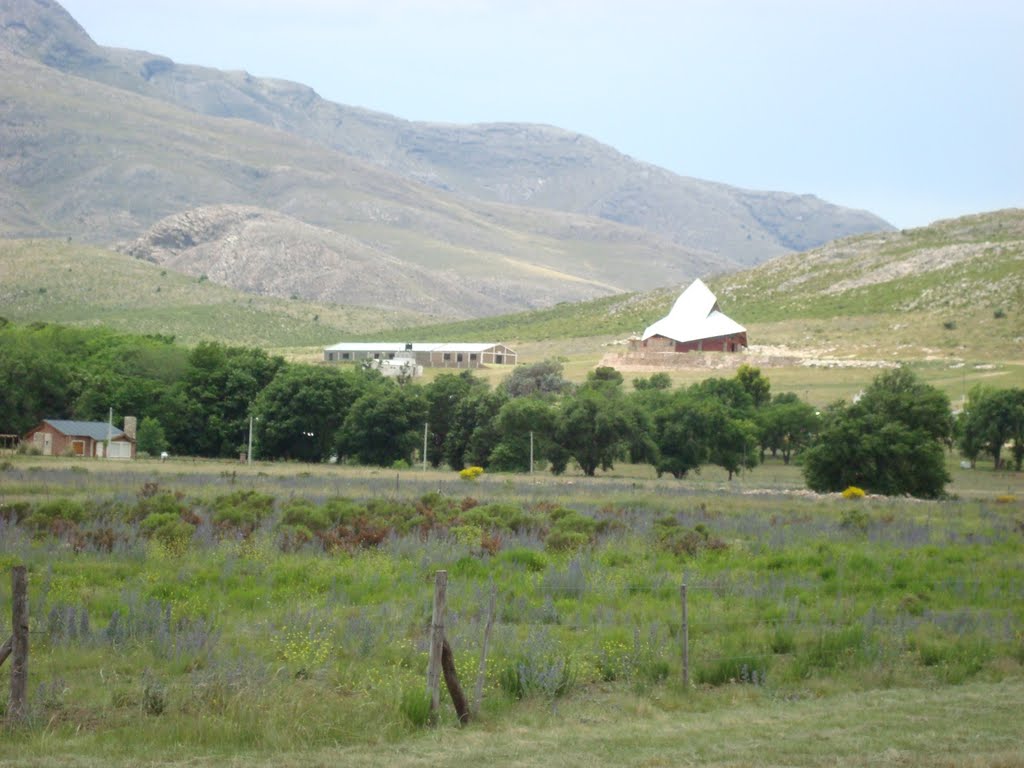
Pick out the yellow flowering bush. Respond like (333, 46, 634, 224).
(459, 466, 484, 481)
(841, 486, 866, 500)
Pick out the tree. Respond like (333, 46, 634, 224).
(424, 371, 481, 468)
(958, 386, 1024, 470)
(489, 396, 559, 472)
(650, 391, 710, 479)
(336, 384, 426, 467)
(136, 417, 168, 456)
(633, 372, 672, 391)
(735, 364, 771, 408)
(254, 365, 375, 462)
(756, 393, 820, 463)
(554, 385, 632, 476)
(172, 342, 284, 458)
(500, 358, 572, 399)
(444, 387, 508, 469)
(802, 369, 951, 498)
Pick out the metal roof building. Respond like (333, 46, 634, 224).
(323, 342, 517, 369)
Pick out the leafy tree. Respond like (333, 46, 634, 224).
(858, 367, 953, 443)
(735, 364, 771, 408)
(756, 393, 820, 463)
(136, 416, 168, 456)
(690, 376, 754, 413)
(554, 385, 632, 476)
(803, 369, 951, 498)
(0, 334, 74, 434)
(633, 372, 672, 391)
(254, 365, 376, 462)
(444, 387, 508, 469)
(336, 384, 427, 467)
(500, 358, 572, 399)
(489, 396, 560, 472)
(424, 371, 481, 468)
(650, 391, 710, 479)
(173, 342, 284, 457)
(958, 386, 1024, 470)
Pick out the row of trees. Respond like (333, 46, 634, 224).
(2, 321, 1021, 498)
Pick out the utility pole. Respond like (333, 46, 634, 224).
(423, 422, 429, 471)
(530, 430, 534, 478)
(247, 414, 254, 465)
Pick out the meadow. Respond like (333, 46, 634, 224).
(1, 455, 1022, 767)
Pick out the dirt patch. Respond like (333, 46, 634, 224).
(600, 343, 898, 371)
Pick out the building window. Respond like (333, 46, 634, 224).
(374, 353, 381, 359)
(388, 353, 395, 359)
(342, 353, 351, 360)
(495, 355, 503, 364)
(443, 353, 451, 361)
(470, 353, 478, 361)
(457, 353, 464, 363)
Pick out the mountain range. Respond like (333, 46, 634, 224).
(0, 0, 892, 318)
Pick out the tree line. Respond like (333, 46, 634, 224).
(2, 321, 1021, 497)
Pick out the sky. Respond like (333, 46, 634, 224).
(57, 0, 1024, 228)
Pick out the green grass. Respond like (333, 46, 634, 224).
(0, 456, 1022, 765)
(0, 239, 426, 346)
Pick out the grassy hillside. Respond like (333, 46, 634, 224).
(381, 210, 1024, 355)
(0, 239, 425, 346)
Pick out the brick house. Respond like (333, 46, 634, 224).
(23, 418, 137, 459)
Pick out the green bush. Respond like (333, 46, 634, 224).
(140, 512, 194, 552)
(279, 499, 331, 532)
(24, 499, 87, 532)
(211, 490, 275, 534)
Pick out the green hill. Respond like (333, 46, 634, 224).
(0, 239, 425, 347)
(376, 210, 1024, 360)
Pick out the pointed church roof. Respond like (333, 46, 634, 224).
(641, 279, 746, 343)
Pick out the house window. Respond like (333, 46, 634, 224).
(342, 353, 351, 360)
(388, 353, 395, 359)
(495, 355, 503, 364)
(374, 353, 381, 359)
(470, 353, 478, 361)
(443, 353, 451, 361)
(457, 353, 464, 363)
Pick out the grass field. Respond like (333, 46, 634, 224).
(1, 455, 1022, 767)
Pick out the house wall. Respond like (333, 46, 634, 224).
(24, 424, 136, 458)
(643, 333, 748, 353)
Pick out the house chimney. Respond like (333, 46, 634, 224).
(123, 416, 137, 440)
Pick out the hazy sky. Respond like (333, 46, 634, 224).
(58, 0, 1023, 228)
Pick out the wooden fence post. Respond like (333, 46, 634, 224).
(680, 581, 690, 688)
(472, 583, 497, 715)
(426, 570, 447, 722)
(9, 565, 29, 723)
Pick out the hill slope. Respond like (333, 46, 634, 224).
(0, 238, 425, 347)
(0, 0, 892, 316)
(379, 210, 1024, 362)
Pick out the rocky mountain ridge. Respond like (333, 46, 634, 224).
(0, 0, 893, 318)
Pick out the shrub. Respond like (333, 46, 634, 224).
(459, 465, 484, 481)
(841, 485, 866, 500)
(279, 498, 331, 532)
(211, 490, 274, 535)
(24, 499, 87, 533)
(839, 507, 870, 534)
(140, 512, 194, 553)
